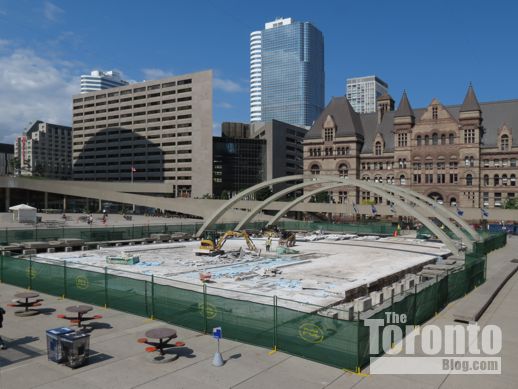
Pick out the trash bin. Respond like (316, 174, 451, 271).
(46, 327, 74, 363)
(61, 332, 90, 368)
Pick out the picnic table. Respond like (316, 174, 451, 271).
(57, 305, 103, 329)
(10, 292, 43, 316)
(138, 327, 185, 362)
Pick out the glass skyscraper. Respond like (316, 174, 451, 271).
(250, 18, 324, 128)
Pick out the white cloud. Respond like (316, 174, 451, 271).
(0, 48, 79, 143)
(142, 68, 174, 80)
(0, 39, 10, 49)
(213, 77, 244, 93)
(216, 101, 234, 109)
(43, 1, 64, 22)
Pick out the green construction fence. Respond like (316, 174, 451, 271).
(0, 244, 489, 371)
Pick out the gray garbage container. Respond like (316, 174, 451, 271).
(61, 332, 90, 368)
(46, 327, 74, 363)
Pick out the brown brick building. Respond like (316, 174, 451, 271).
(303, 85, 518, 208)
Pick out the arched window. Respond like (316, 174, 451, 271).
(399, 175, 406, 185)
(416, 135, 422, 146)
(501, 134, 509, 151)
(483, 174, 489, 186)
(450, 197, 457, 206)
(310, 164, 320, 175)
(338, 163, 348, 178)
(375, 142, 382, 156)
(309, 149, 314, 157)
(441, 134, 446, 145)
(470, 156, 475, 167)
(511, 174, 516, 186)
(466, 174, 473, 186)
(345, 146, 350, 155)
(502, 174, 508, 186)
(449, 133, 454, 144)
(432, 133, 438, 145)
(494, 174, 500, 186)
(424, 135, 430, 145)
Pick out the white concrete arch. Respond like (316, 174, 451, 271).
(195, 174, 314, 237)
(376, 183, 480, 242)
(265, 177, 463, 257)
(234, 177, 342, 231)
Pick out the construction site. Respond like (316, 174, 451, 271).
(22, 228, 453, 315)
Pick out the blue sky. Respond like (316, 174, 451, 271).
(0, 0, 516, 141)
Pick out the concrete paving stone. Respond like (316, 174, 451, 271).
(352, 374, 438, 389)
(171, 346, 289, 388)
(0, 360, 68, 389)
(439, 372, 515, 389)
(234, 355, 343, 389)
(135, 372, 224, 389)
(33, 375, 104, 389)
(321, 372, 361, 388)
(73, 355, 174, 388)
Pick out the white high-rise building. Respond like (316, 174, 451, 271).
(80, 70, 128, 93)
(346, 75, 389, 114)
(249, 30, 262, 122)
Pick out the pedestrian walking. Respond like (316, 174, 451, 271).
(0, 306, 6, 349)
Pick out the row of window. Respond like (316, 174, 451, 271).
(308, 146, 350, 157)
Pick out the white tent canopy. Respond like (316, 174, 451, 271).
(9, 204, 37, 223)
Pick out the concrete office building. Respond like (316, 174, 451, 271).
(0, 144, 14, 176)
(250, 17, 324, 127)
(80, 70, 129, 94)
(72, 70, 213, 198)
(304, 85, 518, 209)
(14, 121, 72, 179)
(250, 120, 306, 181)
(346, 75, 389, 114)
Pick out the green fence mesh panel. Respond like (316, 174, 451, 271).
(106, 274, 149, 317)
(205, 294, 274, 349)
(447, 270, 467, 302)
(414, 282, 439, 325)
(65, 266, 106, 306)
(31, 261, 65, 296)
(2, 256, 29, 288)
(276, 306, 359, 369)
(153, 283, 205, 332)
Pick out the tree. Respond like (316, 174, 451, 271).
(504, 197, 518, 209)
(310, 191, 331, 203)
(255, 187, 273, 201)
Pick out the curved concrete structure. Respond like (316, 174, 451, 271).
(195, 175, 314, 237)
(377, 183, 481, 242)
(232, 175, 474, 249)
(234, 177, 340, 231)
(368, 183, 475, 250)
(262, 177, 463, 256)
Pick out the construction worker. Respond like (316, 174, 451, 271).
(266, 236, 272, 252)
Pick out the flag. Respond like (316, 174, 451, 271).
(352, 202, 359, 214)
(131, 166, 136, 173)
(456, 206, 464, 216)
(481, 208, 489, 219)
(371, 204, 377, 215)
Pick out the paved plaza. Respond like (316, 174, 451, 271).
(0, 237, 516, 388)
